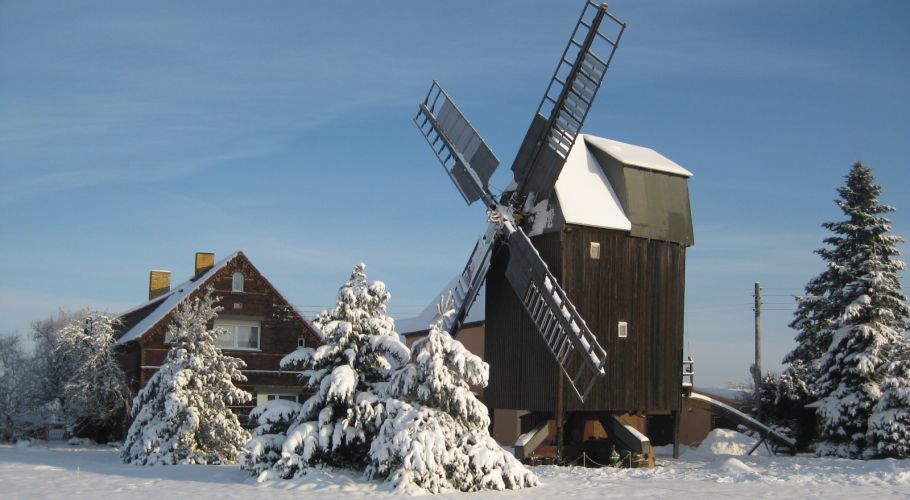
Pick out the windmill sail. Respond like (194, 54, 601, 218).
(511, 1, 625, 201)
(414, 80, 608, 402)
(415, 81, 500, 205)
(439, 223, 498, 336)
(504, 227, 607, 401)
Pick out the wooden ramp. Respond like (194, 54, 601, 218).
(686, 392, 796, 455)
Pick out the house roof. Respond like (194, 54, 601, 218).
(114, 252, 242, 346)
(114, 251, 319, 346)
(396, 275, 485, 336)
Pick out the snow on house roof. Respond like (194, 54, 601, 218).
(550, 135, 632, 232)
(584, 135, 692, 177)
(396, 275, 485, 336)
(114, 252, 241, 346)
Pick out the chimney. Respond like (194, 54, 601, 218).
(148, 270, 171, 300)
(195, 252, 215, 279)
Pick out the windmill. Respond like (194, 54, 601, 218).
(413, 1, 626, 403)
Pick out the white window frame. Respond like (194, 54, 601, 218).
(232, 272, 244, 293)
(214, 318, 261, 351)
(256, 392, 299, 406)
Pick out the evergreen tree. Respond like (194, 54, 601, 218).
(866, 337, 910, 458)
(121, 288, 251, 465)
(786, 277, 838, 389)
(254, 264, 409, 478)
(811, 162, 909, 458)
(367, 294, 538, 493)
(56, 312, 131, 441)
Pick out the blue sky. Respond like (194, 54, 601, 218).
(1, 0, 908, 386)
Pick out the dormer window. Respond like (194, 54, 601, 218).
(232, 272, 244, 293)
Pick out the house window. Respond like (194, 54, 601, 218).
(267, 394, 298, 402)
(232, 272, 244, 293)
(298, 337, 306, 348)
(214, 318, 260, 350)
(256, 392, 299, 405)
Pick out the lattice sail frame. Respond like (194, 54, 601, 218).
(412, 2, 627, 402)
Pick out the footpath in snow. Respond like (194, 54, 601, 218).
(1, 430, 909, 499)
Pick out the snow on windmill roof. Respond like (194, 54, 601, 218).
(584, 135, 693, 177)
(547, 134, 632, 233)
(396, 275, 485, 336)
(114, 252, 241, 346)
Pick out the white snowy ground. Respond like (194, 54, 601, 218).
(1, 430, 909, 499)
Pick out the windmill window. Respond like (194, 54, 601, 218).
(589, 242, 601, 260)
(214, 318, 260, 350)
(232, 272, 244, 292)
(618, 321, 628, 338)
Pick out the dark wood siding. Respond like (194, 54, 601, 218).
(484, 232, 561, 412)
(485, 226, 686, 413)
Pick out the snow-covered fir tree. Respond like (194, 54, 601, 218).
(244, 264, 409, 478)
(811, 162, 909, 458)
(866, 337, 910, 458)
(55, 312, 131, 441)
(122, 288, 251, 465)
(785, 276, 839, 395)
(367, 293, 538, 493)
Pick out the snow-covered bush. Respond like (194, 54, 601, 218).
(241, 399, 301, 476)
(121, 288, 251, 465)
(367, 293, 537, 493)
(244, 263, 409, 478)
(55, 312, 131, 442)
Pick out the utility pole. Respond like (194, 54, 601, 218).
(752, 282, 762, 418)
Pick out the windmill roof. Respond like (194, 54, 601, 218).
(114, 252, 241, 346)
(584, 135, 693, 177)
(550, 135, 632, 233)
(396, 275, 485, 336)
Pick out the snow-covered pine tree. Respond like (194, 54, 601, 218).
(368, 293, 538, 493)
(866, 337, 910, 458)
(811, 162, 909, 458)
(121, 288, 251, 465)
(262, 263, 409, 477)
(55, 312, 131, 441)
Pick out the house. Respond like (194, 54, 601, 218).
(114, 251, 322, 423)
